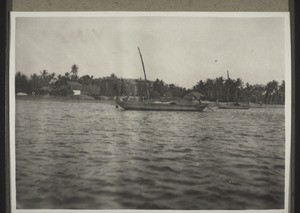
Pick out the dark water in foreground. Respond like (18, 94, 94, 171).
(15, 99, 285, 209)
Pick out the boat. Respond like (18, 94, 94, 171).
(115, 47, 207, 112)
(217, 103, 249, 110)
(116, 100, 207, 111)
(217, 71, 249, 110)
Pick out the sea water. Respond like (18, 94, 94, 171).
(15, 98, 285, 209)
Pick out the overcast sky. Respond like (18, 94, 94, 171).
(15, 15, 287, 88)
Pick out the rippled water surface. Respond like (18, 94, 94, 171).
(15, 99, 285, 209)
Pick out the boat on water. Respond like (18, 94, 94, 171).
(115, 47, 207, 112)
(116, 100, 207, 111)
(217, 103, 249, 110)
(217, 71, 249, 110)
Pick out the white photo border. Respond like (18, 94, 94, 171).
(9, 11, 292, 213)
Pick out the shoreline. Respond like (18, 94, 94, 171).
(15, 95, 285, 108)
(15, 94, 115, 103)
(202, 101, 284, 109)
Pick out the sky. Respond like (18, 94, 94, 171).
(15, 15, 287, 89)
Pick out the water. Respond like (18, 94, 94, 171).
(15, 98, 285, 209)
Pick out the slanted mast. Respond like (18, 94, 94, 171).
(138, 47, 150, 102)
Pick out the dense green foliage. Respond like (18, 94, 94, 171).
(15, 64, 285, 104)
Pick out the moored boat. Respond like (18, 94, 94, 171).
(217, 104, 249, 110)
(116, 47, 207, 112)
(116, 100, 207, 111)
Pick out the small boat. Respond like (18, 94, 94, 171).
(115, 47, 207, 112)
(116, 100, 207, 111)
(217, 104, 249, 110)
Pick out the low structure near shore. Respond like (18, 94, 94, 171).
(50, 81, 82, 96)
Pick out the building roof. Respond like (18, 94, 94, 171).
(67, 81, 82, 90)
(184, 91, 205, 100)
(51, 85, 68, 91)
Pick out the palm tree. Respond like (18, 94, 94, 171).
(234, 78, 243, 101)
(70, 64, 79, 81)
(110, 73, 117, 79)
(153, 78, 167, 97)
(205, 78, 214, 100)
(244, 82, 252, 103)
(215, 77, 224, 101)
(251, 84, 265, 104)
(53, 74, 63, 87)
(30, 73, 41, 92)
(271, 80, 279, 104)
(79, 75, 93, 85)
(193, 80, 205, 94)
(64, 72, 70, 79)
(120, 78, 127, 96)
(40, 69, 49, 86)
(15, 72, 29, 93)
(278, 80, 285, 104)
(265, 80, 279, 104)
(48, 73, 56, 85)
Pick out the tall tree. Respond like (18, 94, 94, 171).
(251, 84, 265, 103)
(70, 64, 79, 81)
(193, 80, 205, 94)
(205, 78, 215, 100)
(265, 80, 279, 104)
(40, 69, 49, 87)
(215, 77, 224, 101)
(29, 73, 41, 92)
(234, 78, 243, 101)
(278, 80, 285, 104)
(64, 72, 70, 80)
(79, 75, 93, 85)
(153, 79, 167, 97)
(120, 78, 127, 96)
(110, 73, 117, 79)
(15, 72, 30, 94)
(49, 73, 56, 85)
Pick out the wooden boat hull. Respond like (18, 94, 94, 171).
(218, 105, 249, 109)
(116, 101, 207, 111)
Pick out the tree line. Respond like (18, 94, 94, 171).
(16, 64, 80, 94)
(192, 77, 284, 104)
(15, 64, 285, 104)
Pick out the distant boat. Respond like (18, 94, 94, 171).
(217, 103, 249, 110)
(217, 70, 249, 110)
(116, 47, 207, 112)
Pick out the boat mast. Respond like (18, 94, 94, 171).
(227, 70, 230, 105)
(138, 47, 150, 102)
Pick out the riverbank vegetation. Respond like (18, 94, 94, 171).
(15, 64, 285, 104)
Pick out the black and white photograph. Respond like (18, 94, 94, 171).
(9, 12, 291, 212)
